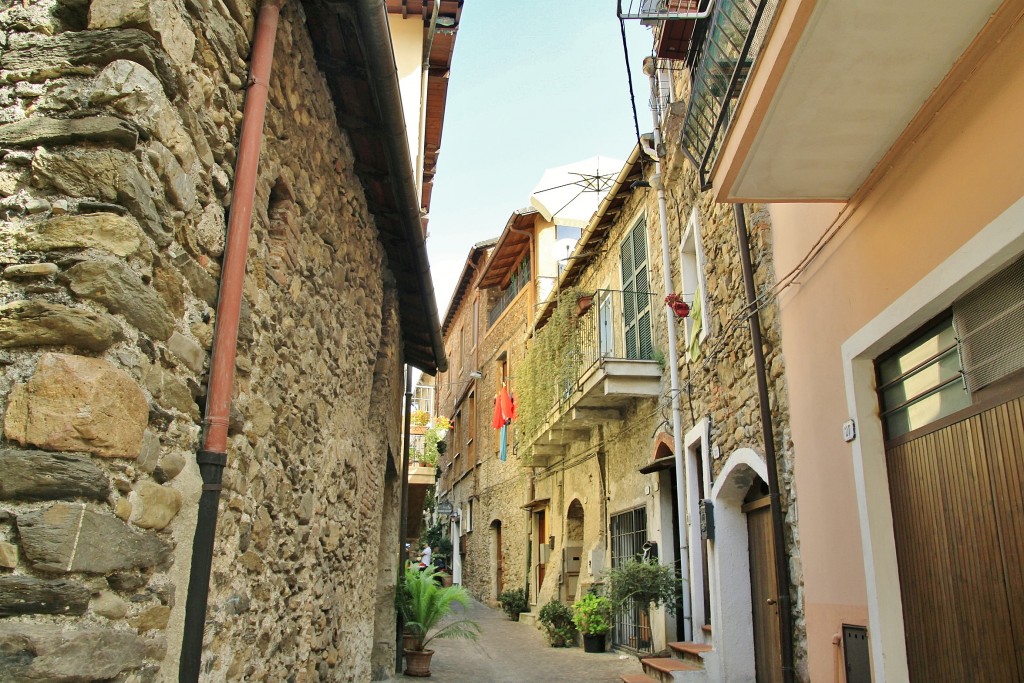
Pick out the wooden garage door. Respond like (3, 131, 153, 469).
(886, 395, 1024, 682)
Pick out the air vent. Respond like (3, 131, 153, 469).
(954, 255, 1024, 392)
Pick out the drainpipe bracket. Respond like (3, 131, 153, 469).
(196, 450, 228, 467)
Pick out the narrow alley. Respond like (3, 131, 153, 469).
(399, 599, 645, 683)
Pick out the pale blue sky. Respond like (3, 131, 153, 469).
(426, 1, 654, 315)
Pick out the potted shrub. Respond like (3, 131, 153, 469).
(538, 599, 577, 647)
(606, 559, 679, 651)
(400, 564, 480, 676)
(498, 588, 528, 621)
(572, 593, 612, 653)
(605, 558, 679, 614)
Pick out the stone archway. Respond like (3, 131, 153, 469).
(490, 519, 503, 601)
(564, 499, 585, 602)
(706, 448, 769, 683)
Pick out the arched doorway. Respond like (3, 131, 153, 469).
(708, 448, 772, 682)
(565, 500, 584, 602)
(744, 477, 782, 683)
(490, 520, 503, 600)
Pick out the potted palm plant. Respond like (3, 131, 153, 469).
(400, 564, 480, 676)
(572, 593, 613, 653)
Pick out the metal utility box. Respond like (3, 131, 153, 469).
(565, 548, 583, 574)
(588, 549, 605, 578)
(842, 624, 871, 683)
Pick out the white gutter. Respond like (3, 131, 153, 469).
(645, 55, 693, 641)
(415, 0, 439, 206)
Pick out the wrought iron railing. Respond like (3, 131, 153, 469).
(681, 0, 778, 189)
(617, 0, 710, 23)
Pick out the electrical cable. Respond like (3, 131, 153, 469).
(619, 17, 642, 147)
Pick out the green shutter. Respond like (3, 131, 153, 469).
(620, 219, 652, 360)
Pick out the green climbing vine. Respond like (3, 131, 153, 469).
(514, 287, 583, 461)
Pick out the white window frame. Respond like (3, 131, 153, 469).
(683, 418, 712, 643)
(680, 207, 710, 345)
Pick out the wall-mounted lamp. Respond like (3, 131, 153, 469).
(629, 179, 651, 190)
(469, 370, 483, 379)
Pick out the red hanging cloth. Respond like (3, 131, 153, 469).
(492, 392, 505, 429)
(499, 385, 515, 423)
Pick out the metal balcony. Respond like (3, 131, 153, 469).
(680, 0, 778, 190)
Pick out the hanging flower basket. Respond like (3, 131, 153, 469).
(664, 293, 690, 318)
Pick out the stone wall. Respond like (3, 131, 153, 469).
(0, 1, 406, 681)
(437, 255, 533, 606)
(458, 283, 530, 605)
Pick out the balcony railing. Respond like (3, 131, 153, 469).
(681, 0, 778, 189)
(576, 288, 660, 380)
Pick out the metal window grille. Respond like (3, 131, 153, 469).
(878, 254, 1024, 439)
(610, 507, 653, 653)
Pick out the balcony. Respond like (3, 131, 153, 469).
(406, 459, 437, 541)
(523, 289, 663, 467)
(617, 0, 711, 62)
(679, 0, 778, 192)
(694, 0, 1006, 201)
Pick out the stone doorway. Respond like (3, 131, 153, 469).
(564, 500, 584, 602)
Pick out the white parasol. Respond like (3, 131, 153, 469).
(529, 156, 623, 228)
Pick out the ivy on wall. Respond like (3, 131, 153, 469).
(514, 287, 583, 461)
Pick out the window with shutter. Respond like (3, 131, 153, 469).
(620, 218, 654, 360)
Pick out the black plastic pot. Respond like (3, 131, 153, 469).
(582, 633, 606, 653)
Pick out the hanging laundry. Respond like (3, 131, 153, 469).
(492, 393, 505, 429)
(498, 384, 516, 423)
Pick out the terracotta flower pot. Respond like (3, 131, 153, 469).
(576, 295, 594, 316)
(402, 632, 421, 652)
(403, 648, 434, 677)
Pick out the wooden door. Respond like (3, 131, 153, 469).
(536, 510, 546, 595)
(495, 523, 504, 597)
(887, 395, 1024, 682)
(745, 498, 782, 683)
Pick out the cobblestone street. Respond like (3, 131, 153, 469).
(397, 598, 644, 682)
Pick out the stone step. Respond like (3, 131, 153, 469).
(621, 674, 660, 683)
(668, 641, 713, 664)
(641, 656, 703, 683)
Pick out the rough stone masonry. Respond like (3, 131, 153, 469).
(0, 0, 407, 681)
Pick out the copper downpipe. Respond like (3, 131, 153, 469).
(734, 203, 796, 683)
(179, 2, 283, 680)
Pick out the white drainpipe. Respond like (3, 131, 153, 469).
(644, 55, 693, 642)
(451, 513, 462, 585)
